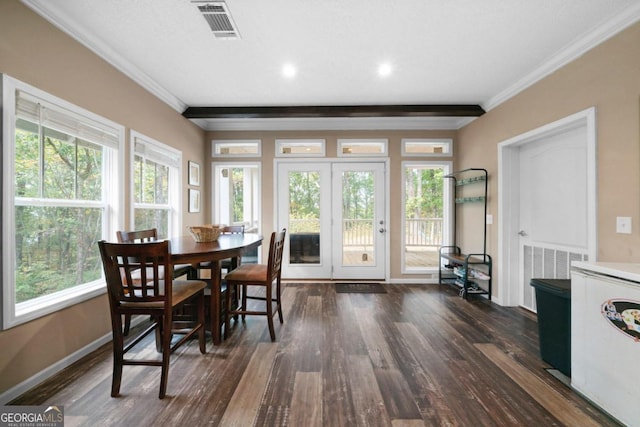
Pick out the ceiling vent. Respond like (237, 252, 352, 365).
(192, 1, 240, 39)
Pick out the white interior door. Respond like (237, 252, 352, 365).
(518, 127, 591, 310)
(498, 108, 596, 308)
(277, 160, 387, 280)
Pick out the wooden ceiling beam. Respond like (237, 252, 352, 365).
(182, 104, 485, 119)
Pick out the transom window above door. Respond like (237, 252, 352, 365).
(337, 139, 388, 157)
(212, 139, 261, 157)
(402, 138, 453, 157)
(275, 139, 325, 157)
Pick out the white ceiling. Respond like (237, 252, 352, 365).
(22, 0, 640, 130)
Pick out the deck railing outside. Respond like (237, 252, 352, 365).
(288, 218, 442, 248)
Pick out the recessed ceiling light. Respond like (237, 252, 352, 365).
(282, 63, 297, 78)
(378, 62, 392, 78)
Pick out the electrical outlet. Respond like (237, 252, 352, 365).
(616, 216, 632, 234)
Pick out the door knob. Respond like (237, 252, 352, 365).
(379, 228, 386, 233)
(517, 230, 527, 236)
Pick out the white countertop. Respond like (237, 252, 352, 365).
(572, 261, 640, 283)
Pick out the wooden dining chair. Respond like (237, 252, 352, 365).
(98, 240, 206, 399)
(116, 228, 194, 335)
(192, 224, 246, 330)
(224, 229, 286, 341)
(220, 225, 245, 273)
(191, 224, 245, 280)
(116, 228, 194, 277)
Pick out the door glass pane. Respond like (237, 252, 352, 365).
(403, 165, 445, 270)
(288, 171, 320, 264)
(342, 170, 374, 266)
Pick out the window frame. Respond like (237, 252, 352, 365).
(212, 139, 262, 157)
(130, 130, 182, 239)
(212, 161, 261, 233)
(400, 160, 452, 274)
(337, 139, 388, 157)
(401, 138, 453, 157)
(275, 139, 326, 157)
(2, 75, 124, 329)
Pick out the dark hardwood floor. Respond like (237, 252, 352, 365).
(10, 283, 621, 426)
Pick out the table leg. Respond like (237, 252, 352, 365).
(210, 260, 222, 345)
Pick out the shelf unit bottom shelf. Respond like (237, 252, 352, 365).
(439, 247, 492, 300)
(439, 273, 490, 298)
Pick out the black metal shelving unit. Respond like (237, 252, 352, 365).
(438, 168, 492, 300)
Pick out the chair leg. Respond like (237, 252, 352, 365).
(266, 284, 276, 341)
(224, 282, 233, 340)
(123, 314, 131, 335)
(231, 283, 240, 321)
(276, 279, 284, 324)
(198, 293, 206, 354)
(111, 317, 124, 397)
(158, 313, 172, 399)
(154, 316, 163, 353)
(241, 285, 247, 322)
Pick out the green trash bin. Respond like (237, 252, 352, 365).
(530, 278, 571, 376)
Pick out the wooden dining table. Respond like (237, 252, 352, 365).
(168, 233, 263, 344)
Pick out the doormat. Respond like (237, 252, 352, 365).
(335, 283, 387, 294)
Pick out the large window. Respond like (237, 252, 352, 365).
(2, 76, 123, 328)
(131, 132, 181, 238)
(401, 162, 451, 273)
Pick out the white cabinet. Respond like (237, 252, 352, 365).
(571, 262, 640, 426)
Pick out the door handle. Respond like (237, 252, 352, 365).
(517, 230, 527, 236)
(379, 228, 386, 233)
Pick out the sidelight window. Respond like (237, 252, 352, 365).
(401, 161, 452, 273)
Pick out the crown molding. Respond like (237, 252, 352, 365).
(21, 0, 640, 122)
(484, 3, 640, 111)
(21, 0, 187, 112)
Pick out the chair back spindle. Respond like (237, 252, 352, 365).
(116, 228, 158, 243)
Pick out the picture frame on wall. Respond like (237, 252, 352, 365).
(189, 189, 200, 213)
(189, 161, 200, 186)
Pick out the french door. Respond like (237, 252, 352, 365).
(276, 160, 387, 280)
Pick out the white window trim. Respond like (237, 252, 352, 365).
(400, 160, 452, 274)
(212, 139, 262, 157)
(337, 138, 388, 157)
(130, 130, 182, 237)
(401, 138, 453, 157)
(2, 75, 124, 329)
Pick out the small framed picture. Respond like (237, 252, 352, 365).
(188, 189, 200, 213)
(188, 161, 200, 186)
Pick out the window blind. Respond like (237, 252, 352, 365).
(133, 137, 180, 169)
(15, 90, 120, 149)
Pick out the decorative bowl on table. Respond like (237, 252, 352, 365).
(187, 225, 222, 242)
